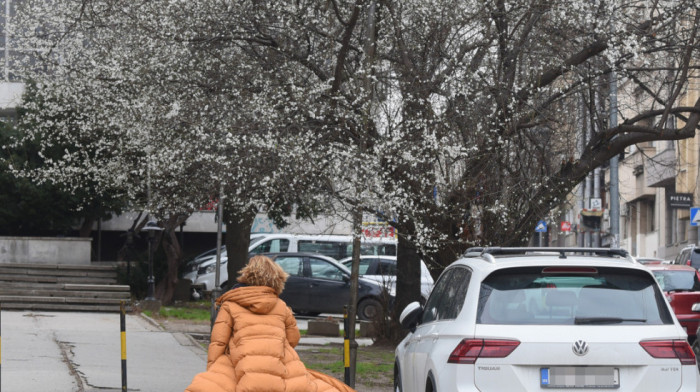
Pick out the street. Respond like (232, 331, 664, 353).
(1, 310, 206, 392)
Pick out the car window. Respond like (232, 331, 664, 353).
(691, 249, 700, 264)
(250, 239, 289, 254)
(299, 241, 348, 259)
(477, 266, 673, 325)
(377, 260, 397, 275)
(275, 256, 304, 277)
(652, 269, 700, 291)
(357, 259, 374, 274)
(682, 249, 691, 264)
(342, 258, 375, 275)
(340, 243, 397, 258)
(309, 257, 345, 281)
(422, 266, 471, 323)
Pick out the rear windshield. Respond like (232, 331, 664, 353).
(477, 266, 673, 325)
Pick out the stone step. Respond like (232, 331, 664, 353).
(0, 302, 130, 313)
(0, 262, 119, 271)
(0, 274, 118, 284)
(0, 266, 117, 278)
(0, 295, 129, 305)
(0, 288, 130, 299)
(64, 283, 130, 292)
(0, 263, 131, 313)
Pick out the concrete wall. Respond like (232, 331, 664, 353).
(95, 211, 355, 235)
(0, 237, 92, 265)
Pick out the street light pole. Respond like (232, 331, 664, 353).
(142, 220, 163, 303)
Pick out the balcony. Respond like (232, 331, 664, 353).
(618, 147, 658, 203)
(645, 147, 676, 188)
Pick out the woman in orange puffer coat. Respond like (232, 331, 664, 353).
(185, 255, 356, 392)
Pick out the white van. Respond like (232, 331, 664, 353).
(248, 234, 397, 259)
(188, 234, 397, 293)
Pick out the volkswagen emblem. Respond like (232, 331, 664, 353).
(572, 340, 589, 356)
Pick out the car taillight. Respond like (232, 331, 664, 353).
(686, 260, 692, 266)
(448, 339, 520, 364)
(640, 340, 696, 365)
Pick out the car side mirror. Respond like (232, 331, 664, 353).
(342, 274, 350, 283)
(692, 303, 700, 312)
(399, 301, 423, 333)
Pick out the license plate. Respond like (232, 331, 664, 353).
(541, 367, 620, 389)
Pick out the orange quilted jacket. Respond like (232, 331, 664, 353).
(185, 285, 356, 392)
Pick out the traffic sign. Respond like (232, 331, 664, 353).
(561, 221, 571, 232)
(535, 220, 548, 233)
(691, 207, 700, 227)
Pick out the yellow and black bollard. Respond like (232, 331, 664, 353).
(120, 301, 127, 392)
(1, 302, 2, 392)
(343, 305, 350, 384)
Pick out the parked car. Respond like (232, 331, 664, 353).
(636, 257, 666, 265)
(673, 245, 700, 269)
(265, 252, 390, 320)
(338, 255, 434, 303)
(181, 246, 226, 276)
(181, 233, 269, 277)
(188, 233, 398, 296)
(647, 264, 700, 344)
(395, 247, 696, 392)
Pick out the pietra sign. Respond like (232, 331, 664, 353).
(667, 193, 693, 209)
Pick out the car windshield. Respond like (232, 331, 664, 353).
(477, 266, 673, 325)
(652, 269, 700, 292)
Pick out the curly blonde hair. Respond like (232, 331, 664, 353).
(237, 255, 289, 295)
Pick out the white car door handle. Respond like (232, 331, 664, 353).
(428, 333, 439, 341)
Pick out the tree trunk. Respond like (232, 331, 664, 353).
(78, 216, 95, 237)
(156, 215, 187, 304)
(223, 207, 257, 290)
(395, 219, 422, 319)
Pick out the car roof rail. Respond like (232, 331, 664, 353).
(463, 247, 497, 263)
(473, 247, 634, 263)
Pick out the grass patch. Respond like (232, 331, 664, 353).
(158, 306, 211, 321)
(300, 344, 395, 384)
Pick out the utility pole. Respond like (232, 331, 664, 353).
(608, 5, 620, 249)
(577, 94, 586, 247)
(584, 93, 592, 248)
(210, 183, 224, 329)
(593, 90, 604, 248)
(609, 70, 620, 248)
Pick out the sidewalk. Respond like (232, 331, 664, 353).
(1, 310, 206, 392)
(1, 310, 374, 392)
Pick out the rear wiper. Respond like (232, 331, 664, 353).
(574, 317, 647, 325)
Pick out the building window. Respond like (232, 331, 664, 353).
(0, 0, 44, 82)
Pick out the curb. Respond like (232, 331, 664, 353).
(138, 311, 166, 331)
(138, 312, 208, 354)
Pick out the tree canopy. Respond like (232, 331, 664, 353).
(5, 0, 699, 308)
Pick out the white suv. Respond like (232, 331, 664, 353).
(395, 247, 697, 392)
